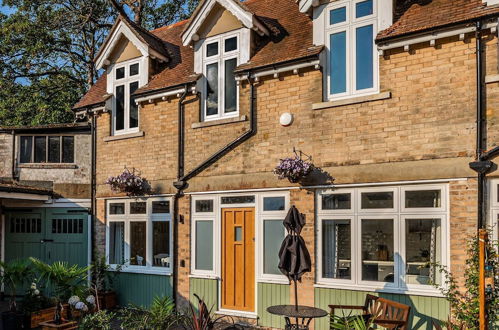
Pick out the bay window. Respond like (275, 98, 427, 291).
(107, 198, 172, 273)
(317, 184, 447, 293)
(326, 0, 378, 100)
(113, 59, 140, 134)
(202, 32, 239, 121)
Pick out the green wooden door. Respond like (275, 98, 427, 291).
(5, 208, 89, 267)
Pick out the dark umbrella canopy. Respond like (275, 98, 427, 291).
(278, 205, 312, 309)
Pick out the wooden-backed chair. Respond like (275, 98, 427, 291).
(329, 294, 411, 329)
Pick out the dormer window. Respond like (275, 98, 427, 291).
(203, 32, 240, 121)
(326, 0, 378, 100)
(113, 59, 141, 134)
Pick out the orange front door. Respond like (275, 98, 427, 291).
(221, 208, 255, 312)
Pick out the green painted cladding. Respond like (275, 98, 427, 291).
(257, 282, 290, 329)
(113, 272, 172, 307)
(314, 288, 450, 330)
(190, 278, 218, 312)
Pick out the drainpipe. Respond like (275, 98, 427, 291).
(90, 112, 97, 262)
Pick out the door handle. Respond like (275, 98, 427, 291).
(40, 239, 54, 243)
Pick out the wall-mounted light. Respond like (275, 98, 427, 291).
(280, 112, 294, 127)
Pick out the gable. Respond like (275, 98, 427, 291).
(109, 37, 142, 64)
(199, 4, 244, 38)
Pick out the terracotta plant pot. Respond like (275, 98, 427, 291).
(98, 291, 117, 310)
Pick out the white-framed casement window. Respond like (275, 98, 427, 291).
(106, 197, 172, 274)
(202, 31, 240, 121)
(191, 196, 218, 277)
(112, 59, 141, 135)
(317, 184, 448, 295)
(326, 0, 378, 100)
(489, 179, 499, 242)
(18, 135, 75, 164)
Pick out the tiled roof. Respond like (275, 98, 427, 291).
(0, 122, 90, 132)
(0, 183, 52, 196)
(73, 75, 110, 110)
(377, 0, 499, 42)
(74, 0, 317, 106)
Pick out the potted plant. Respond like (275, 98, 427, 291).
(0, 259, 33, 329)
(274, 155, 314, 183)
(21, 280, 55, 329)
(105, 167, 152, 196)
(91, 255, 122, 310)
(30, 258, 89, 328)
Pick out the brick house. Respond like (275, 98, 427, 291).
(73, 0, 499, 328)
(0, 123, 91, 269)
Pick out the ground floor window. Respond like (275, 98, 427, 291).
(106, 197, 172, 273)
(317, 184, 447, 293)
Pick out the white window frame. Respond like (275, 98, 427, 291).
(316, 184, 448, 296)
(489, 179, 499, 243)
(202, 31, 240, 121)
(106, 197, 173, 275)
(191, 196, 219, 277)
(325, 0, 379, 101)
(111, 58, 142, 135)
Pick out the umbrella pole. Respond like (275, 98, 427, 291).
(294, 278, 298, 311)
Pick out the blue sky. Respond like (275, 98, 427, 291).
(0, 5, 14, 15)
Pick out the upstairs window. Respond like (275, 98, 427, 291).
(113, 60, 140, 134)
(19, 136, 74, 164)
(326, 0, 378, 100)
(203, 32, 239, 121)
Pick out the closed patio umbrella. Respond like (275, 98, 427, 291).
(278, 205, 312, 311)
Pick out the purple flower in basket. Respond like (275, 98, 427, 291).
(273, 156, 313, 183)
(106, 168, 151, 196)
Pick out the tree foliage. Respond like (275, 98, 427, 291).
(0, 0, 198, 126)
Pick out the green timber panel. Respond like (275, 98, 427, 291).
(257, 282, 289, 329)
(314, 288, 450, 330)
(190, 278, 218, 312)
(113, 272, 172, 307)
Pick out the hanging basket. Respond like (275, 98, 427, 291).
(105, 168, 151, 197)
(273, 156, 314, 184)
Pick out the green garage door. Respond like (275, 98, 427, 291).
(5, 208, 89, 267)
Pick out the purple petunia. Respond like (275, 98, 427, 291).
(273, 156, 313, 183)
(106, 168, 151, 196)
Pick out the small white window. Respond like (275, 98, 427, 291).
(191, 196, 217, 276)
(106, 198, 172, 274)
(202, 32, 240, 121)
(112, 59, 141, 135)
(325, 0, 378, 100)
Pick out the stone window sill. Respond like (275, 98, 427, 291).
(485, 74, 499, 84)
(103, 131, 144, 142)
(18, 163, 77, 169)
(192, 115, 247, 129)
(313, 91, 392, 110)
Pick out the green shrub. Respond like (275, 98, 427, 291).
(119, 296, 184, 329)
(79, 310, 115, 330)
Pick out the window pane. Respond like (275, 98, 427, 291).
(152, 201, 170, 213)
(356, 24, 374, 90)
(322, 193, 351, 210)
(264, 220, 285, 275)
(62, 136, 74, 163)
(361, 219, 394, 282)
(195, 200, 213, 212)
(48, 136, 60, 163)
(356, 0, 373, 18)
(405, 190, 441, 208)
(234, 226, 243, 241)
(224, 37, 237, 52)
(330, 31, 347, 94)
(405, 219, 441, 285)
(206, 42, 218, 57)
(330, 7, 346, 24)
(129, 81, 139, 128)
(221, 196, 255, 204)
(109, 203, 125, 215)
(116, 67, 125, 79)
(195, 221, 213, 271)
(361, 191, 393, 209)
(130, 63, 139, 76)
(322, 220, 351, 279)
(109, 222, 124, 264)
(115, 85, 125, 131)
(130, 202, 146, 214)
(20, 136, 32, 163)
(153, 222, 170, 267)
(263, 197, 285, 211)
(34, 136, 46, 163)
(224, 58, 237, 113)
(130, 222, 146, 266)
(206, 63, 218, 116)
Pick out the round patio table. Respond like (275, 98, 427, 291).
(266, 305, 328, 330)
